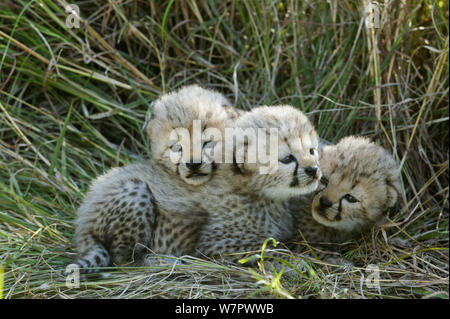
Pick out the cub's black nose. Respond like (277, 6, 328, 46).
(319, 197, 333, 208)
(305, 166, 318, 178)
(186, 162, 202, 171)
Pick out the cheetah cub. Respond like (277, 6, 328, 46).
(291, 136, 401, 245)
(195, 105, 323, 258)
(73, 85, 232, 271)
(147, 84, 232, 186)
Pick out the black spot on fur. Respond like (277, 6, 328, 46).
(290, 177, 299, 187)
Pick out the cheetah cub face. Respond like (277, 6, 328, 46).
(233, 105, 322, 200)
(147, 85, 231, 186)
(312, 136, 401, 231)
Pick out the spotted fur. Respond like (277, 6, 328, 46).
(194, 106, 322, 258)
(290, 135, 401, 246)
(72, 85, 233, 272)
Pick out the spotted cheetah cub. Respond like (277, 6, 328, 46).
(147, 85, 232, 186)
(73, 85, 232, 271)
(291, 136, 401, 245)
(194, 106, 323, 258)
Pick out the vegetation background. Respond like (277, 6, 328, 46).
(0, 0, 448, 298)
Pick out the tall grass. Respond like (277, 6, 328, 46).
(0, 0, 448, 298)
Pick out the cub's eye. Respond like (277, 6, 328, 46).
(309, 148, 316, 155)
(170, 144, 182, 152)
(343, 194, 359, 203)
(279, 155, 297, 164)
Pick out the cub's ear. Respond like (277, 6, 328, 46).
(144, 106, 155, 138)
(386, 167, 402, 209)
(377, 184, 399, 226)
(145, 119, 154, 133)
(145, 119, 156, 153)
(386, 183, 399, 209)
